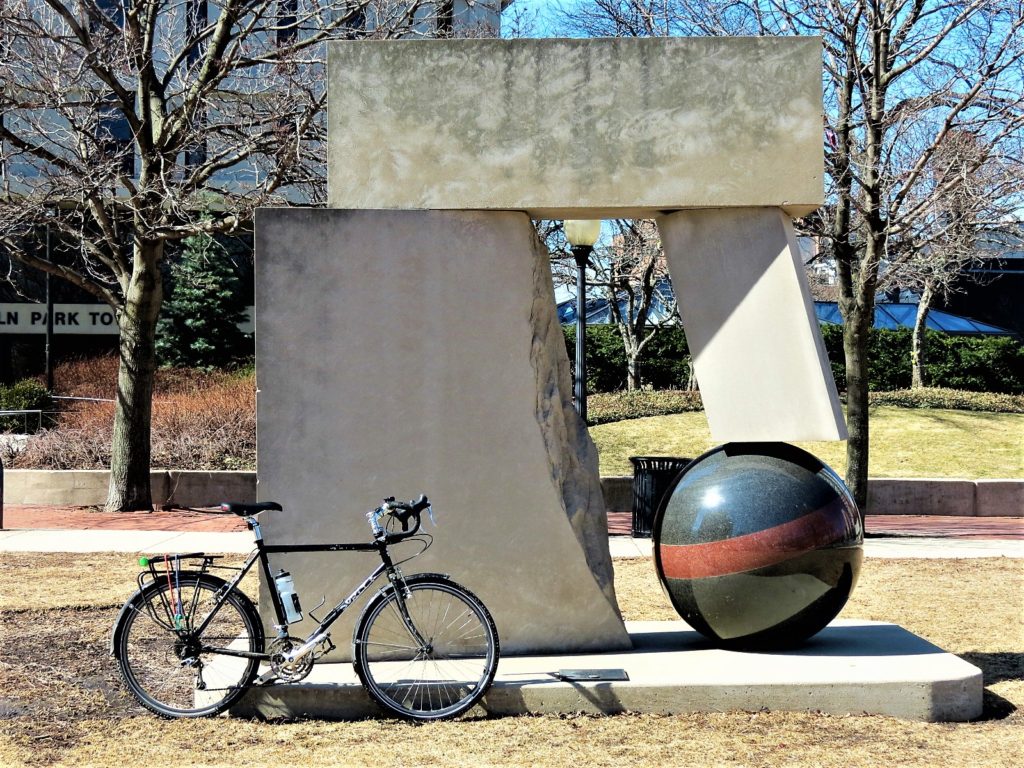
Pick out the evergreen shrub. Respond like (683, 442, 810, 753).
(0, 380, 53, 433)
(156, 229, 252, 370)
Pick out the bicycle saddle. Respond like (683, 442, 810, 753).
(221, 501, 283, 516)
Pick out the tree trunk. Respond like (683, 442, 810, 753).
(842, 306, 871, 513)
(106, 240, 164, 512)
(625, 347, 640, 391)
(685, 357, 698, 392)
(911, 281, 934, 389)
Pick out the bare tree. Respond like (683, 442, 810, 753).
(591, 220, 677, 391)
(555, 0, 1024, 507)
(889, 130, 1018, 387)
(544, 218, 678, 391)
(0, 0, 451, 510)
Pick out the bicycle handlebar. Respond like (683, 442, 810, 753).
(369, 494, 432, 541)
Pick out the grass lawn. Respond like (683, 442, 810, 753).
(590, 406, 1024, 478)
(0, 553, 1021, 767)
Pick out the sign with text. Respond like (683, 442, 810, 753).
(0, 303, 119, 335)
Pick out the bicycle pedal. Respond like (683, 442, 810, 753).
(255, 670, 279, 686)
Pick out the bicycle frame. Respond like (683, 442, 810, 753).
(189, 515, 416, 665)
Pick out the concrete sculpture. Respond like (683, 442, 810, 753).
(255, 37, 843, 655)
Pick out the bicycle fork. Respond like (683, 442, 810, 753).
(387, 570, 431, 651)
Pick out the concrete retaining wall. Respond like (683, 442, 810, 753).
(600, 476, 1023, 517)
(2, 469, 257, 508)
(2, 470, 1020, 516)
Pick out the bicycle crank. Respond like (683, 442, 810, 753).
(266, 635, 335, 684)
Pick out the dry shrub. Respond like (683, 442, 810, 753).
(47, 354, 243, 399)
(150, 375, 255, 469)
(48, 355, 121, 398)
(9, 365, 256, 470)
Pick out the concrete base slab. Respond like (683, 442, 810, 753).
(233, 619, 981, 723)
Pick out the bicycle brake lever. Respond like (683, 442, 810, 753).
(427, 506, 436, 527)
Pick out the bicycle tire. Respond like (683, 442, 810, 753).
(353, 575, 499, 721)
(113, 574, 263, 718)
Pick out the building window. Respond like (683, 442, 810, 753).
(436, 0, 454, 36)
(186, 0, 208, 65)
(344, 7, 366, 39)
(97, 94, 134, 177)
(89, 0, 126, 33)
(278, 0, 298, 44)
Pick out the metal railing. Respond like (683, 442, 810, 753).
(0, 409, 45, 434)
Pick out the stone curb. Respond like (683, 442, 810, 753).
(1, 470, 1020, 517)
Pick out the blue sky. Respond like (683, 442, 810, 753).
(501, 0, 568, 38)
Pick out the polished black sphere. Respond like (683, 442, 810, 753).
(654, 443, 863, 650)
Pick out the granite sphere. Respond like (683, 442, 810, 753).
(654, 442, 863, 650)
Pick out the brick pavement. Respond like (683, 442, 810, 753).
(2, 505, 1020, 539)
(607, 510, 1022, 539)
(0, 504, 246, 532)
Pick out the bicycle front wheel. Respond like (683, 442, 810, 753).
(114, 574, 262, 718)
(353, 575, 499, 721)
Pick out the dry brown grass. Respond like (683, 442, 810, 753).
(0, 554, 1021, 767)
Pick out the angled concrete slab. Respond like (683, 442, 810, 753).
(658, 208, 846, 442)
(233, 619, 982, 722)
(328, 37, 824, 218)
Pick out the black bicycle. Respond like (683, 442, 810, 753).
(110, 495, 499, 721)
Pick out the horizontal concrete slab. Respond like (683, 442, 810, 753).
(327, 37, 824, 217)
(233, 619, 982, 722)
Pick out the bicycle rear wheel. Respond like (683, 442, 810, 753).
(353, 575, 499, 721)
(113, 574, 262, 718)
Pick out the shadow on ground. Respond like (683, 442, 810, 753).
(959, 651, 1022, 720)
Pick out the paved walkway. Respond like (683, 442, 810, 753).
(0, 505, 1021, 558)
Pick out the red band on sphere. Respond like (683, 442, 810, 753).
(659, 498, 858, 579)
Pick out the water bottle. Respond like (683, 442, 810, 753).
(274, 569, 303, 624)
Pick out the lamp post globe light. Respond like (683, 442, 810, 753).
(564, 219, 602, 423)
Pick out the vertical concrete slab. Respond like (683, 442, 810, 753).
(657, 208, 846, 442)
(255, 208, 630, 656)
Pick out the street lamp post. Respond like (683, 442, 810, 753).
(45, 222, 54, 392)
(564, 219, 601, 423)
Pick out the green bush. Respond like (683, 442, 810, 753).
(0, 379, 53, 433)
(563, 325, 626, 393)
(868, 388, 1024, 413)
(587, 386, 1022, 424)
(588, 389, 703, 425)
(641, 328, 692, 389)
(923, 335, 1024, 393)
(812, 324, 1023, 394)
(566, 320, 1024, 396)
(563, 325, 690, 392)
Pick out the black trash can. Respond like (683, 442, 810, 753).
(629, 456, 693, 538)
